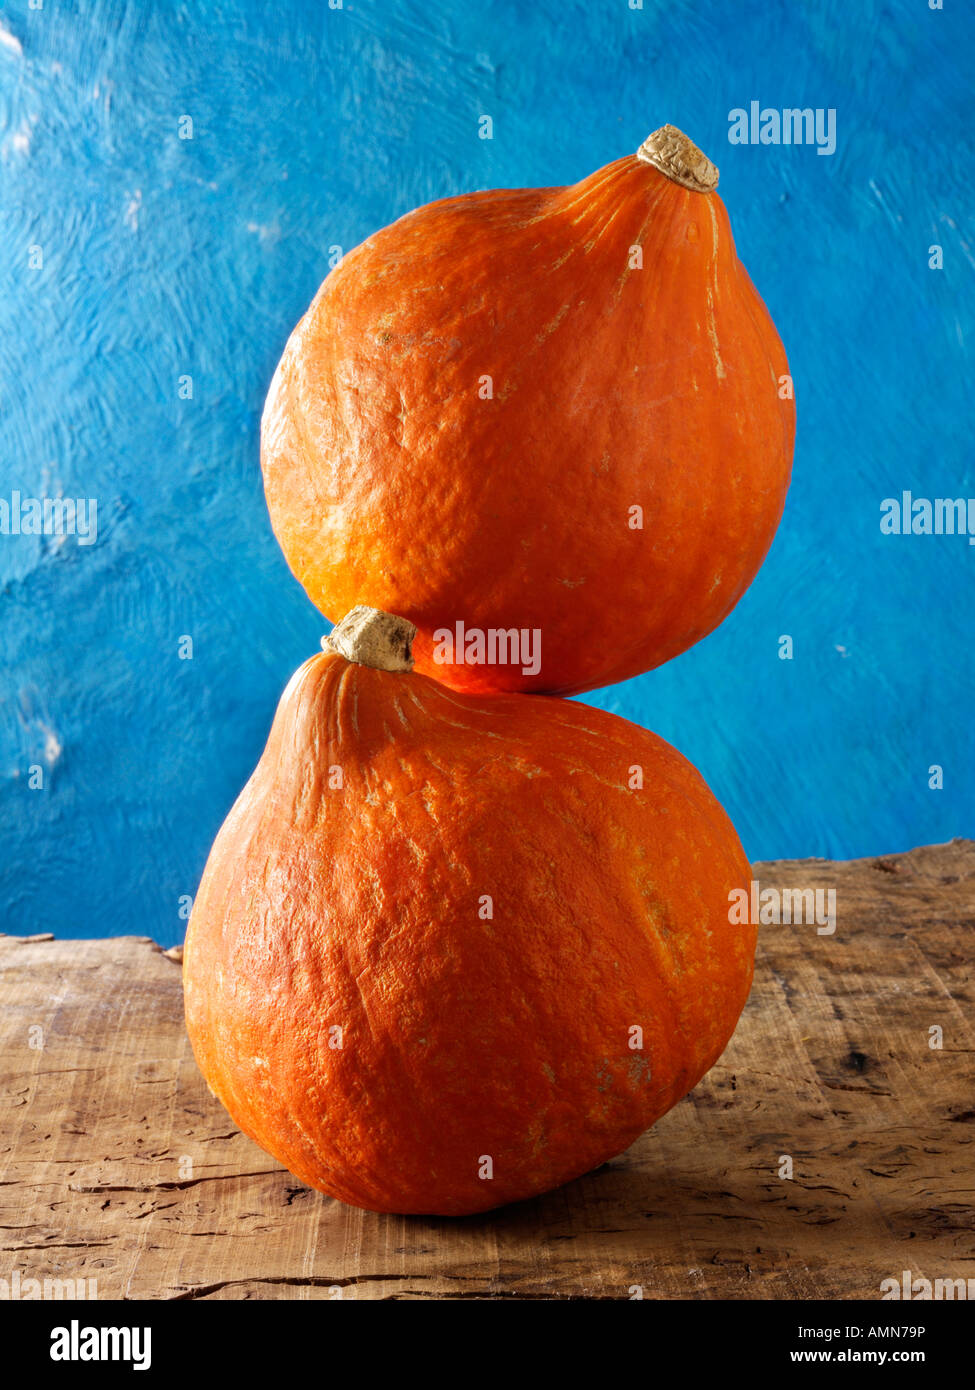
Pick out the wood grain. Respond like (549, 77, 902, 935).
(1, 840, 972, 1301)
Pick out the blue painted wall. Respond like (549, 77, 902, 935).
(1, 0, 971, 945)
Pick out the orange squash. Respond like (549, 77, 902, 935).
(183, 608, 755, 1215)
(261, 125, 795, 696)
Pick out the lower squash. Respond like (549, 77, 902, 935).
(183, 608, 755, 1215)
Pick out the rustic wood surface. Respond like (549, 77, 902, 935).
(1, 840, 972, 1301)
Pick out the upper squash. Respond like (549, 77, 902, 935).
(262, 126, 794, 695)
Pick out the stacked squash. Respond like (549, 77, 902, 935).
(184, 126, 794, 1215)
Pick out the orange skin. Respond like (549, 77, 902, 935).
(183, 651, 755, 1216)
(261, 152, 795, 695)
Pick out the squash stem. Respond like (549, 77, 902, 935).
(637, 125, 719, 193)
(323, 606, 416, 672)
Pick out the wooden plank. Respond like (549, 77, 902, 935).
(1, 840, 972, 1300)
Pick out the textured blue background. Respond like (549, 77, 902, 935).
(1, 1, 971, 945)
